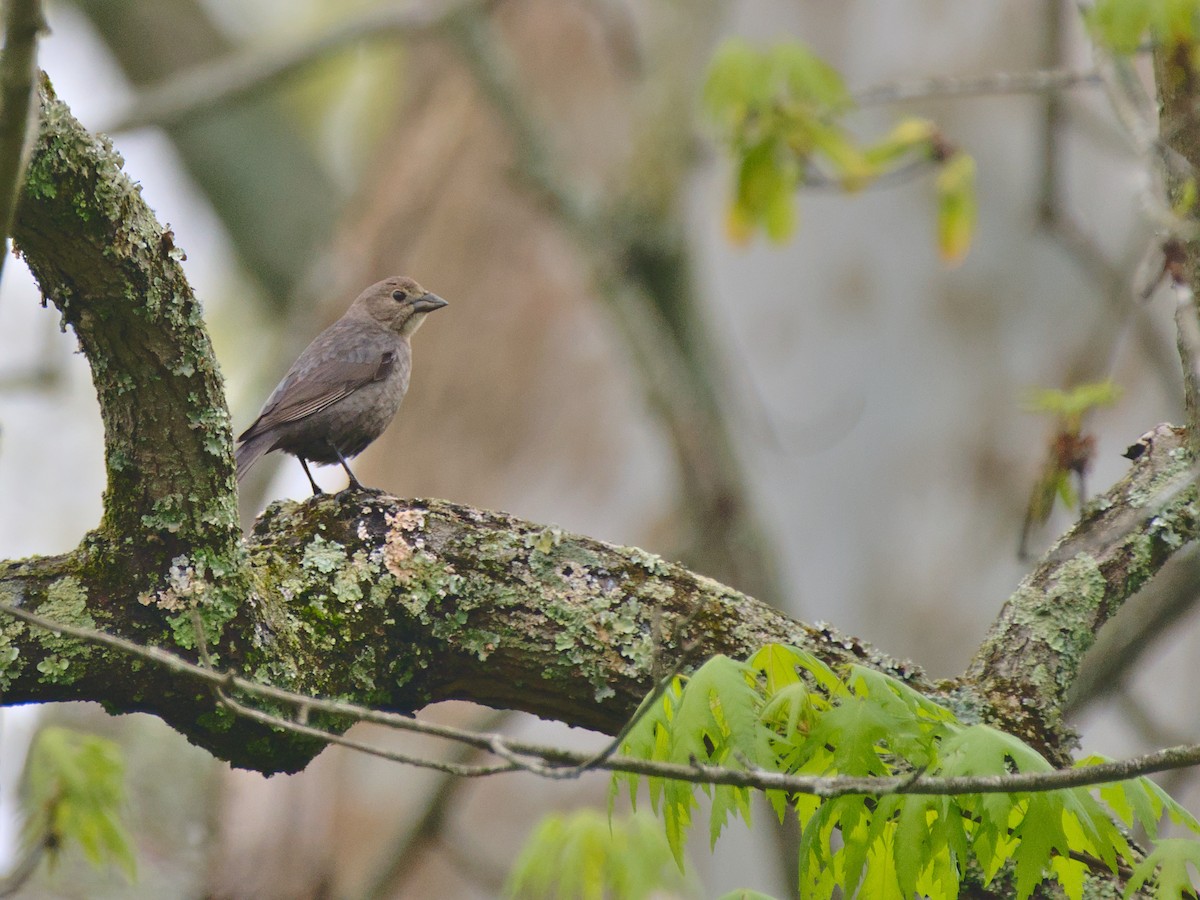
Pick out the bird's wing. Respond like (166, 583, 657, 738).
(238, 342, 398, 442)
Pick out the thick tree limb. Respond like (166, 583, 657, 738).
(0, 71, 1197, 812)
(12, 77, 241, 561)
(13, 595, 1200, 803)
(0, 491, 915, 772)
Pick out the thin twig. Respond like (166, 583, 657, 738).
(102, 1, 468, 134)
(10, 601, 1200, 799)
(853, 66, 1100, 107)
(0, 833, 46, 898)
(188, 607, 516, 778)
(357, 709, 513, 900)
(563, 604, 706, 775)
(0, 0, 46, 287)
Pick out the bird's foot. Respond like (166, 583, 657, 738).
(341, 480, 383, 495)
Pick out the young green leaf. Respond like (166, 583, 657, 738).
(21, 726, 136, 880)
(935, 151, 977, 264)
(505, 810, 694, 900)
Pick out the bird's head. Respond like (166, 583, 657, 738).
(353, 275, 448, 337)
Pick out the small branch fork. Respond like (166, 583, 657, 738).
(5, 600, 1200, 800)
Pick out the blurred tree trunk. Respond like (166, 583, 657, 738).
(70, 0, 338, 305)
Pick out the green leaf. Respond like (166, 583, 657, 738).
(864, 118, 937, 168)
(769, 42, 851, 112)
(808, 123, 873, 191)
(1125, 837, 1200, 898)
(21, 726, 136, 880)
(702, 39, 773, 129)
(1088, 0, 1154, 53)
(1023, 381, 1121, 420)
(935, 151, 977, 264)
(617, 643, 1200, 900)
(504, 810, 693, 900)
(1010, 795, 1070, 899)
(733, 140, 798, 243)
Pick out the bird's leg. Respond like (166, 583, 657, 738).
(334, 448, 366, 492)
(298, 458, 324, 496)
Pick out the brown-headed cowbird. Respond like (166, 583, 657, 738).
(235, 276, 448, 494)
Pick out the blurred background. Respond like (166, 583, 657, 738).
(0, 0, 1194, 896)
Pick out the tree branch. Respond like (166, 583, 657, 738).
(10, 597, 1200, 803)
(967, 424, 1198, 760)
(853, 66, 1100, 107)
(0, 491, 914, 772)
(101, 1, 461, 134)
(13, 76, 240, 558)
(0, 0, 45, 286)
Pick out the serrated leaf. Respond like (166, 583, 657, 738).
(893, 796, 935, 896)
(504, 810, 693, 900)
(1125, 838, 1200, 898)
(750, 643, 805, 693)
(1050, 852, 1088, 900)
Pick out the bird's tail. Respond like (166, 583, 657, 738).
(235, 434, 273, 482)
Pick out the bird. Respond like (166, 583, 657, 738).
(235, 275, 448, 495)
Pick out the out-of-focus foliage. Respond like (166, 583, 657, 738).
(20, 726, 136, 881)
(1088, 0, 1200, 54)
(1025, 381, 1122, 428)
(702, 39, 977, 263)
(613, 644, 1200, 899)
(504, 808, 694, 900)
(1020, 381, 1121, 541)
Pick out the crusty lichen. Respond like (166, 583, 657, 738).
(32, 576, 95, 685)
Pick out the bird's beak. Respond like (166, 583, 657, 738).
(412, 292, 448, 313)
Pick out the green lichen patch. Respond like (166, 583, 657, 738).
(525, 526, 563, 556)
(301, 535, 348, 575)
(32, 576, 95, 684)
(0, 625, 22, 693)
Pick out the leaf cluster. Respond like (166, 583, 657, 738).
(504, 809, 693, 900)
(702, 40, 976, 263)
(1021, 380, 1121, 525)
(1089, 0, 1200, 55)
(19, 725, 136, 881)
(614, 644, 1200, 899)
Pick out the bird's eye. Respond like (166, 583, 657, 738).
(392, 289, 408, 302)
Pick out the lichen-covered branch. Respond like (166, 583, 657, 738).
(0, 492, 918, 772)
(13, 77, 240, 562)
(967, 424, 1198, 760)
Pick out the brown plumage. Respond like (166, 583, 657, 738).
(235, 276, 447, 494)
